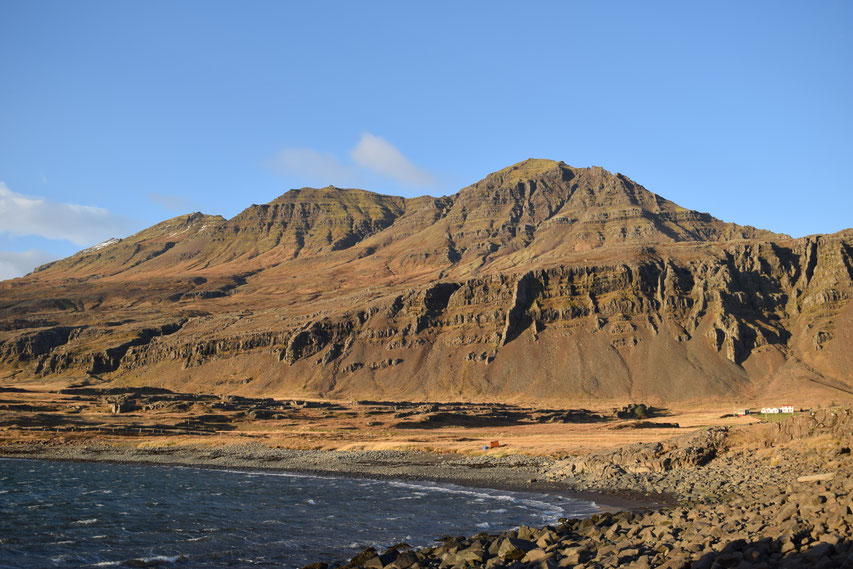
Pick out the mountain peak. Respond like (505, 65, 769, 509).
(268, 186, 402, 207)
(490, 158, 566, 183)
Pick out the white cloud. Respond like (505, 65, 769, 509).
(268, 134, 437, 189)
(350, 133, 435, 187)
(0, 182, 130, 246)
(0, 249, 58, 281)
(267, 148, 361, 187)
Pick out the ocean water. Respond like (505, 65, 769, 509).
(0, 458, 599, 568)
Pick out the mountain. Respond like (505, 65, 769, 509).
(1, 159, 852, 405)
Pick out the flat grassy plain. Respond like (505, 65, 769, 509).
(0, 379, 765, 458)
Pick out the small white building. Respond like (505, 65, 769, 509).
(761, 407, 780, 414)
(780, 405, 795, 413)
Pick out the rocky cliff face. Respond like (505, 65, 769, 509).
(1, 159, 851, 405)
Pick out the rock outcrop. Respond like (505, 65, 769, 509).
(546, 428, 729, 481)
(1, 159, 852, 404)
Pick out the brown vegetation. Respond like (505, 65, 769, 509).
(0, 383, 760, 456)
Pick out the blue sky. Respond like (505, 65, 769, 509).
(1, 1, 851, 279)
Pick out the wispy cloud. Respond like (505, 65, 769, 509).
(146, 192, 194, 211)
(0, 182, 131, 246)
(0, 249, 58, 281)
(267, 148, 361, 187)
(268, 133, 437, 189)
(350, 133, 436, 187)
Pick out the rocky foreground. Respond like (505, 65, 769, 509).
(314, 409, 853, 569)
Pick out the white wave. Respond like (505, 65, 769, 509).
(385, 478, 592, 524)
(129, 555, 185, 564)
(215, 468, 339, 483)
(387, 480, 518, 502)
(73, 518, 99, 525)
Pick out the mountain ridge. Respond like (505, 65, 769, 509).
(2, 159, 851, 406)
(26, 159, 783, 282)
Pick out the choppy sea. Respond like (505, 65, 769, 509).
(0, 458, 599, 568)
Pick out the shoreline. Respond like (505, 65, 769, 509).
(0, 443, 665, 513)
(3, 407, 852, 568)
